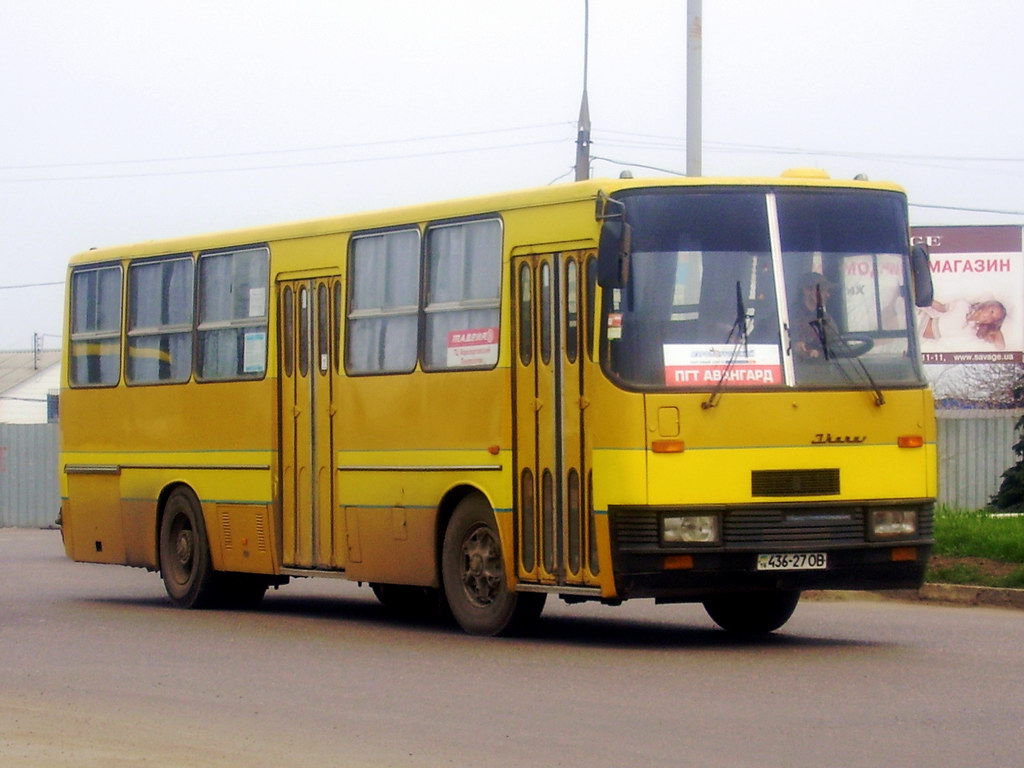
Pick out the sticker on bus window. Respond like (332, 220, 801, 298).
(243, 331, 267, 373)
(447, 327, 499, 367)
(248, 287, 267, 318)
(608, 313, 623, 340)
(663, 344, 782, 387)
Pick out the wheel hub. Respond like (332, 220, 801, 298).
(461, 527, 502, 607)
(174, 529, 194, 566)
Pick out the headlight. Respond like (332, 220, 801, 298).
(662, 515, 720, 545)
(870, 509, 918, 538)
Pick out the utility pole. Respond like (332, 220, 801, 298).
(686, 0, 702, 177)
(574, 0, 591, 181)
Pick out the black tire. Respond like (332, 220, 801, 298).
(159, 487, 219, 609)
(703, 590, 801, 635)
(441, 494, 546, 636)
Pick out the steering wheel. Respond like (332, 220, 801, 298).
(833, 334, 874, 358)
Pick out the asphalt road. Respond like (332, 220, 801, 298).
(2, 528, 1022, 768)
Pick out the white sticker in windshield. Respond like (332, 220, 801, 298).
(663, 344, 782, 387)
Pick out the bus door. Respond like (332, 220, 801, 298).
(512, 252, 591, 588)
(278, 277, 340, 569)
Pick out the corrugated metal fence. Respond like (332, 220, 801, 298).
(0, 423, 59, 528)
(0, 416, 1021, 528)
(937, 411, 1022, 510)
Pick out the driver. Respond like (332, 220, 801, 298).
(790, 272, 834, 359)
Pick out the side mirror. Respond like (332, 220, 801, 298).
(597, 220, 632, 288)
(910, 244, 934, 307)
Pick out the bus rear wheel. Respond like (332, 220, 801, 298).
(441, 494, 545, 636)
(159, 487, 219, 609)
(159, 488, 270, 610)
(703, 590, 800, 635)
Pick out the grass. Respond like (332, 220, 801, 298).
(932, 506, 1024, 561)
(927, 561, 1024, 589)
(928, 506, 1024, 588)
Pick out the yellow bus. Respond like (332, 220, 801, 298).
(60, 171, 936, 636)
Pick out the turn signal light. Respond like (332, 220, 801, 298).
(664, 555, 695, 570)
(897, 435, 924, 449)
(891, 547, 917, 562)
(651, 440, 685, 454)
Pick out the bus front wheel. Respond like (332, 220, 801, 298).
(441, 494, 545, 636)
(159, 487, 218, 609)
(703, 590, 800, 635)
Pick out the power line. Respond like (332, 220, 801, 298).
(595, 130, 1024, 163)
(909, 202, 1024, 216)
(1, 122, 573, 172)
(0, 281, 63, 290)
(1, 137, 569, 184)
(591, 154, 685, 176)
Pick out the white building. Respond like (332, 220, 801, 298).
(0, 350, 61, 424)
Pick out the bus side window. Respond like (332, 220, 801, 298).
(347, 228, 419, 375)
(196, 247, 269, 380)
(126, 256, 194, 385)
(424, 219, 501, 371)
(69, 265, 122, 387)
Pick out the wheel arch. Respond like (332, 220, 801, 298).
(434, 484, 496, 581)
(154, 482, 206, 569)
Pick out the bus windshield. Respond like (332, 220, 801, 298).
(602, 188, 925, 391)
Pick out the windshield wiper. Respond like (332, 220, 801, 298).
(808, 284, 832, 360)
(703, 282, 749, 410)
(829, 329, 886, 406)
(806, 286, 886, 406)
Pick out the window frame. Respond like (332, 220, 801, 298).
(422, 216, 503, 373)
(68, 262, 124, 389)
(345, 226, 422, 376)
(195, 245, 270, 382)
(125, 253, 195, 386)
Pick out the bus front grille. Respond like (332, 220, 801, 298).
(723, 508, 864, 546)
(751, 468, 840, 497)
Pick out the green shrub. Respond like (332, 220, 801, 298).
(990, 374, 1024, 511)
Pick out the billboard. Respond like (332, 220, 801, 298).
(911, 226, 1023, 407)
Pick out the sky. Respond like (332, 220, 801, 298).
(2, 0, 1022, 351)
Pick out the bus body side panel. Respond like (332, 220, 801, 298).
(584, 370, 652, 598)
(333, 368, 513, 587)
(62, 472, 126, 565)
(60, 379, 279, 574)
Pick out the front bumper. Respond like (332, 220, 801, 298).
(608, 501, 933, 602)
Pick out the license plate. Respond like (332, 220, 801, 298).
(757, 552, 827, 571)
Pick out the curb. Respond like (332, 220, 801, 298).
(805, 585, 1024, 611)
(914, 583, 1024, 610)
